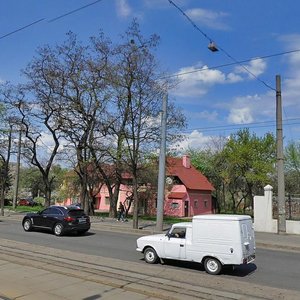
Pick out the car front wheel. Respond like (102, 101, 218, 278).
(204, 257, 222, 275)
(23, 219, 32, 232)
(144, 247, 158, 264)
(53, 223, 64, 236)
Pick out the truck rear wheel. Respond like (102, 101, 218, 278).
(144, 247, 158, 264)
(204, 257, 222, 275)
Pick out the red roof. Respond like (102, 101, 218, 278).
(168, 192, 186, 199)
(166, 157, 214, 191)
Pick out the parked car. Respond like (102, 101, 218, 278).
(22, 205, 90, 236)
(18, 198, 38, 207)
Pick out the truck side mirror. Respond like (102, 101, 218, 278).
(166, 233, 171, 240)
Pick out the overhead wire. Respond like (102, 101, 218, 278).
(48, 0, 104, 23)
(0, 0, 104, 40)
(0, 18, 45, 40)
(159, 49, 300, 80)
(181, 118, 300, 134)
(167, 0, 276, 91)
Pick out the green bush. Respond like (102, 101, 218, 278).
(33, 197, 45, 206)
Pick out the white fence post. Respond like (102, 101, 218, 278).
(254, 185, 277, 232)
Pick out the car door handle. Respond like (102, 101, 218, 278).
(180, 244, 184, 247)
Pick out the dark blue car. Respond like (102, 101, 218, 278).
(22, 205, 90, 236)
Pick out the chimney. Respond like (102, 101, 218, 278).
(182, 155, 191, 168)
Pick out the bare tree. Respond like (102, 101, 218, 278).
(102, 21, 186, 228)
(2, 81, 62, 208)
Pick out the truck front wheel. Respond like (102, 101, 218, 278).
(144, 247, 158, 264)
(204, 257, 222, 275)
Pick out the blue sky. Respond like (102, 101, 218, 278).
(1, 0, 300, 150)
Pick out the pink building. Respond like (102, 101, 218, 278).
(163, 156, 214, 217)
(94, 183, 132, 212)
(93, 155, 214, 217)
(58, 155, 214, 217)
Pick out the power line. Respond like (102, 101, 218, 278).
(159, 49, 300, 80)
(0, 0, 104, 41)
(0, 18, 45, 40)
(181, 118, 300, 134)
(48, 0, 104, 23)
(167, 0, 276, 91)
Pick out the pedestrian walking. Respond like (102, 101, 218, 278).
(117, 202, 125, 222)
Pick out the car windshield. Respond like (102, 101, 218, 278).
(68, 209, 85, 217)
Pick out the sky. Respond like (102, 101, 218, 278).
(1, 0, 300, 151)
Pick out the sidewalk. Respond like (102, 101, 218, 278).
(0, 259, 160, 300)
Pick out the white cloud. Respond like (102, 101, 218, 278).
(172, 64, 244, 98)
(228, 107, 254, 124)
(116, 0, 131, 18)
(172, 65, 225, 97)
(192, 110, 219, 121)
(185, 8, 230, 30)
(235, 58, 267, 79)
(173, 130, 211, 151)
(227, 72, 243, 83)
(225, 93, 277, 127)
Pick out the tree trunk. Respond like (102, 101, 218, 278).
(0, 186, 5, 216)
(109, 182, 121, 218)
(132, 176, 139, 229)
(44, 188, 51, 208)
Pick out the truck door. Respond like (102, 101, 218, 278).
(164, 227, 186, 259)
(241, 220, 256, 261)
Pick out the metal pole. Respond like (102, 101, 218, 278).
(13, 129, 22, 209)
(276, 74, 286, 234)
(156, 92, 168, 231)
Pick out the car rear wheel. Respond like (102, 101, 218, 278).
(53, 223, 64, 236)
(204, 257, 222, 275)
(144, 247, 158, 264)
(23, 219, 32, 232)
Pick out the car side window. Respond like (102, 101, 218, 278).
(51, 208, 61, 215)
(41, 208, 52, 215)
(170, 227, 186, 239)
(42, 208, 61, 215)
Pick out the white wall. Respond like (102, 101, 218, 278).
(254, 185, 300, 234)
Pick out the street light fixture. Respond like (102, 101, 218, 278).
(208, 41, 218, 52)
(156, 42, 218, 231)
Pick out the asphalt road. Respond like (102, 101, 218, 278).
(1, 218, 300, 293)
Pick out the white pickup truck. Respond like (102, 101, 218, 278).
(136, 214, 255, 275)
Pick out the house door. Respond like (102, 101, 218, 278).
(184, 201, 189, 217)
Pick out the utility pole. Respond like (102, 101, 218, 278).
(156, 92, 168, 232)
(13, 129, 22, 209)
(276, 74, 286, 234)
